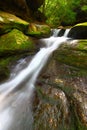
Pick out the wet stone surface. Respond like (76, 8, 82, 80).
(33, 59, 87, 130)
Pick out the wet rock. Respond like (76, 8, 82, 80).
(34, 86, 70, 130)
(54, 39, 87, 70)
(58, 29, 65, 37)
(33, 56, 87, 130)
(68, 22, 87, 39)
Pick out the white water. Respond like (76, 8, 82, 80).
(0, 34, 68, 130)
(52, 29, 61, 37)
(63, 29, 70, 37)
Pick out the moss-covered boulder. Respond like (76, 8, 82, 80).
(68, 22, 87, 39)
(26, 23, 51, 38)
(0, 29, 35, 57)
(54, 40, 87, 70)
(0, 11, 29, 35)
(0, 29, 36, 81)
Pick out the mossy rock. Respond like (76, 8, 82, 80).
(54, 40, 87, 70)
(26, 23, 51, 38)
(0, 11, 29, 35)
(0, 29, 35, 57)
(68, 22, 87, 39)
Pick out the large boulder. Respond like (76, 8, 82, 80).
(0, 11, 29, 35)
(0, 29, 35, 56)
(68, 22, 87, 39)
(54, 39, 87, 70)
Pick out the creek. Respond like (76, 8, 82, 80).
(0, 29, 86, 130)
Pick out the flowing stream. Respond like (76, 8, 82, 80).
(0, 30, 70, 130)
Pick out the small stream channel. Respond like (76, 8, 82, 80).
(0, 29, 87, 130)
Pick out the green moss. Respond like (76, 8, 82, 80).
(26, 23, 51, 38)
(56, 50, 87, 68)
(75, 22, 87, 27)
(0, 11, 29, 34)
(54, 39, 87, 73)
(76, 40, 87, 51)
(0, 57, 11, 81)
(0, 29, 35, 56)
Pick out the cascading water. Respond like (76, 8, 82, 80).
(0, 30, 69, 130)
(63, 29, 70, 37)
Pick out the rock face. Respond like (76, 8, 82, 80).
(34, 57, 87, 130)
(68, 22, 87, 39)
(26, 0, 44, 11)
(0, 0, 44, 21)
(0, 0, 31, 20)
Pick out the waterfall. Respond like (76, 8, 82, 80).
(52, 28, 70, 37)
(63, 29, 70, 37)
(52, 29, 61, 37)
(0, 35, 68, 130)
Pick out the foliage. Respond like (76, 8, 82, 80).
(39, 0, 87, 27)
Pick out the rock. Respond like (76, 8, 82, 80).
(0, 29, 35, 57)
(0, 0, 45, 21)
(0, 29, 36, 81)
(26, 23, 51, 38)
(0, 11, 50, 38)
(68, 22, 87, 39)
(54, 39, 87, 70)
(33, 56, 87, 130)
(0, 11, 29, 35)
(58, 29, 65, 37)
(33, 37, 87, 129)
(0, 58, 10, 81)
(0, 0, 31, 21)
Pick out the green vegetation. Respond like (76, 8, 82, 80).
(39, 0, 87, 27)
